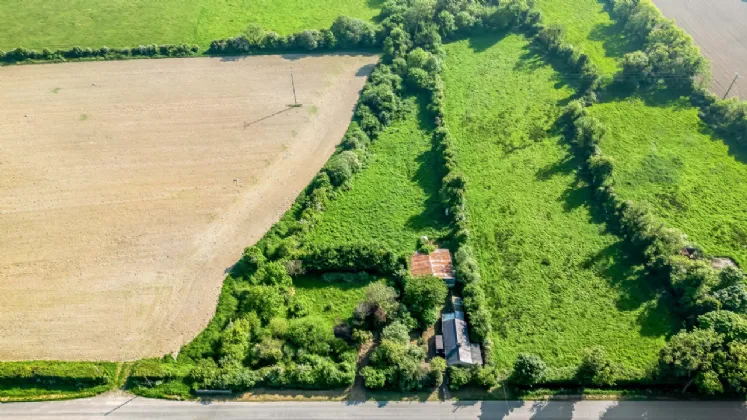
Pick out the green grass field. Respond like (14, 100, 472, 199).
(590, 90, 747, 267)
(443, 33, 676, 378)
(306, 95, 448, 253)
(293, 275, 384, 328)
(533, 0, 639, 75)
(0, 0, 382, 50)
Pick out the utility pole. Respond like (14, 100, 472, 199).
(723, 72, 739, 99)
(290, 69, 298, 105)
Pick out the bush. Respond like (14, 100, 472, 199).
(325, 150, 361, 186)
(577, 346, 617, 386)
(403, 275, 448, 329)
(296, 30, 322, 50)
(340, 123, 371, 151)
(510, 353, 547, 386)
(241, 285, 286, 323)
(252, 261, 292, 286)
(330, 16, 379, 49)
(381, 321, 410, 343)
(430, 357, 447, 387)
(0, 362, 116, 387)
(286, 317, 335, 355)
(361, 366, 387, 389)
(448, 366, 472, 390)
(300, 243, 406, 275)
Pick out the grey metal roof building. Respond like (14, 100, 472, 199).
(441, 311, 483, 367)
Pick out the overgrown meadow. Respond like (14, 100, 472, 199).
(590, 92, 747, 267)
(306, 94, 448, 253)
(442, 33, 676, 379)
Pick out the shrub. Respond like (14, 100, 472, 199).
(381, 321, 410, 343)
(0, 362, 116, 387)
(510, 353, 547, 386)
(448, 366, 472, 390)
(712, 284, 747, 313)
(352, 328, 374, 345)
(325, 151, 361, 186)
(340, 123, 370, 151)
(361, 366, 386, 389)
(251, 260, 292, 286)
(577, 346, 617, 386)
(403, 275, 448, 329)
(430, 357, 447, 387)
(241, 286, 286, 322)
(296, 30, 322, 50)
(698, 311, 747, 342)
(330, 16, 378, 49)
(300, 243, 406, 275)
(286, 317, 334, 355)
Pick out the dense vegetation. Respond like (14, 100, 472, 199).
(442, 33, 675, 380)
(0, 0, 381, 50)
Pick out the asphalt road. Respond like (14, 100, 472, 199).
(2, 396, 747, 420)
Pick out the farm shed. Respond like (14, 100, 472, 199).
(410, 248, 456, 287)
(441, 311, 483, 367)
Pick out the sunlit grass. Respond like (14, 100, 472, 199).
(443, 33, 676, 379)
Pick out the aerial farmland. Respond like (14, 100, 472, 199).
(1, 0, 747, 405)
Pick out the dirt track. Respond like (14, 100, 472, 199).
(0, 54, 377, 360)
(652, 0, 747, 99)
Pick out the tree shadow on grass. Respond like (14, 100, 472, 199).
(466, 29, 511, 53)
(696, 118, 747, 165)
(404, 93, 450, 235)
(546, 113, 680, 337)
(588, 20, 641, 61)
(516, 41, 581, 101)
(599, 83, 692, 109)
(600, 84, 747, 165)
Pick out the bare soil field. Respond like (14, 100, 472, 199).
(651, 0, 747, 99)
(0, 53, 377, 360)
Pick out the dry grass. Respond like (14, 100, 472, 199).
(0, 53, 378, 361)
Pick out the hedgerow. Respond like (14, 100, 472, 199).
(0, 361, 118, 401)
(0, 44, 199, 64)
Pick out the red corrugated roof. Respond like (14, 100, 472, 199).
(410, 249, 455, 279)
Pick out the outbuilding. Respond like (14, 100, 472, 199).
(410, 248, 456, 287)
(441, 311, 483, 367)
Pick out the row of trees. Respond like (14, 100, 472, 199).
(0, 44, 199, 63)
(208, 17, 380, 55)
(605, 0, 710, 91)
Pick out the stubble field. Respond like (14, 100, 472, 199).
(0, 53, 377, 360)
